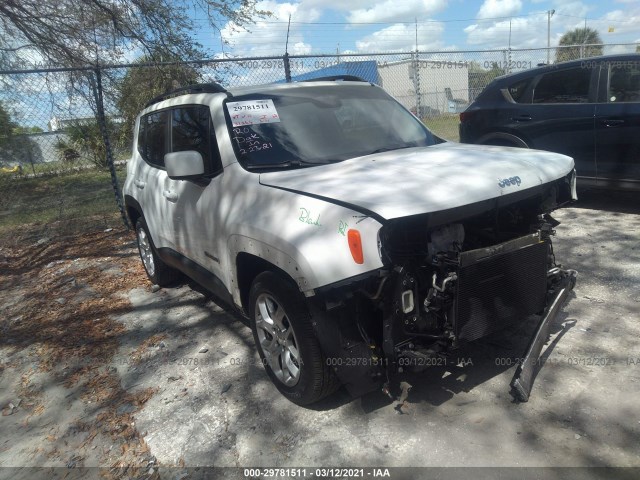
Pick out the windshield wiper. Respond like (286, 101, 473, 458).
(366, 144, 415, 155)
(245, 160, 317, 170)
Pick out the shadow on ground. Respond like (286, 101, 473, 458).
(2, 194, 640, 471)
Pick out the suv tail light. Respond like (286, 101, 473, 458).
(459, 111, 473, 123)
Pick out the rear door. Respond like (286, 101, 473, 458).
(521, 65, 598, 179)
(133, 110, 175, 249)
(595, 61, 640, 186)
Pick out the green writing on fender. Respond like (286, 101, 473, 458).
(299, 207, 321, 226)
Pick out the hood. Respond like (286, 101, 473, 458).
(259, 142, 575, 221)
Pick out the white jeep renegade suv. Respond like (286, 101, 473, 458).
(124, 79, 577, 405)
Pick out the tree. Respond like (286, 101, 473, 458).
(0, 101, 16, 148)
(469, 61, 506, 81)
(13, 125, 43, 134)
(468, 61, 507, 98)
(0, 103, 43, 169)
(64, 119, 118, 169)
(54, 138, 80, 164)
(556, 27, 603, 63)
(115, 53, 201, 145)
(0, 1, 267, 68)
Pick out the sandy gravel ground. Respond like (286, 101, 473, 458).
(1, 189, 639, 479)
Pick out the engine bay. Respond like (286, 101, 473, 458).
(314, 173, 576, 400)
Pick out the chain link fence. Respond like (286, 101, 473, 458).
(0, 66, 128, 244)
(1, 43, 637, 245)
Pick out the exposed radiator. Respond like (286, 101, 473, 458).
(454, 234, 548, 343)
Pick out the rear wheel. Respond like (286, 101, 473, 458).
(481, 135, 528, 148)
(484, 139, 520, 147)
(135, 217, 180, 287)
(249, 272, 338, 405)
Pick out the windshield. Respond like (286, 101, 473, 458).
(225, 84, 435, 170)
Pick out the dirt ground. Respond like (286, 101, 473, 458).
(1, 189, 639, 479)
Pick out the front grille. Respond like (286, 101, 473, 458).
(454, 237, 548, 343)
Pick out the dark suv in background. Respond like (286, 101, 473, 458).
(459, 54, 640, 190)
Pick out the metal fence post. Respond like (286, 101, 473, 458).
(91, 67, 130, 230)
(414, 52, 421, 119)
(283, 53, 292, 83)
(27, 144, 36, 175)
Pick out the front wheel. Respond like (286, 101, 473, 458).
(135, 217, 180, 287)
(249, 272, 338, 405)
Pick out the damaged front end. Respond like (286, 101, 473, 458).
(311, 171, 577, 402)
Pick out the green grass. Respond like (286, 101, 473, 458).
(26, 159, 95, 175)
(422, 114, 461, 142)
(0, 167, 126, 243)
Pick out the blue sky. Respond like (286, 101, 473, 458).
(191, 0, 640, 57)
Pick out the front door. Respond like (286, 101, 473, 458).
(595, 62, 640, 186)
(162, 105, 226, 282)
(523, 65, 598, 180)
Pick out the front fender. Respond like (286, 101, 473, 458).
(226, 194, 385, 301)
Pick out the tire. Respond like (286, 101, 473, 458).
(135, 217, 180, 287)
(484, 140, 520, 147)
(482, 136, 528, 148)
(249, 271, 339, 405)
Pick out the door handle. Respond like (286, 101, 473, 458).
(162, 190, 178, 202)
(511, 115, 532, 122)
(134, 179, 146, 189)
(601, 119, 625, 127)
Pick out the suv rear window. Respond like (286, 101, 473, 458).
(533, 67, 591, 103)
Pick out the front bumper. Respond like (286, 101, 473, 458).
(510, 267, 577, 402)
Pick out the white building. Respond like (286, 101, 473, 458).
(48, 116, 96, 132)
(378, 59, 469, 116)
(48, 115, 123, 132)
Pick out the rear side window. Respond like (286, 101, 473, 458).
(171, 106, 222, 175)
(533, 67, 591, 103)
(508, 79, 531, 103)
(142, 111, 168, 167)
(136, 118, 145, 155)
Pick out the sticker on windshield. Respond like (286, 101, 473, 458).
(226, 99, 281, 127)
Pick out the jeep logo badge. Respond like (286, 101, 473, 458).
(498, 176, 522, 188)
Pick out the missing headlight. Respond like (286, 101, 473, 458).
(401, 290, 414, 314)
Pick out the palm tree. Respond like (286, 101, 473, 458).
(556, 27, 603, 63)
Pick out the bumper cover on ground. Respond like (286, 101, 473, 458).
(510, 268, 577, 402)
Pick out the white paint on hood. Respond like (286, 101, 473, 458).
(259, 142, 575, 220)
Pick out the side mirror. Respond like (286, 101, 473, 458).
(165, 151, 205, 179)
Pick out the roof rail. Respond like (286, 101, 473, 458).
(301, 75, 368, 83)
(145, 83, 229, 108)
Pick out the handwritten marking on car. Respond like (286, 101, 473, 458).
(498, 176, 522, 188)
(338, 220, 348, 236)
(299, 207, 322, 226)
